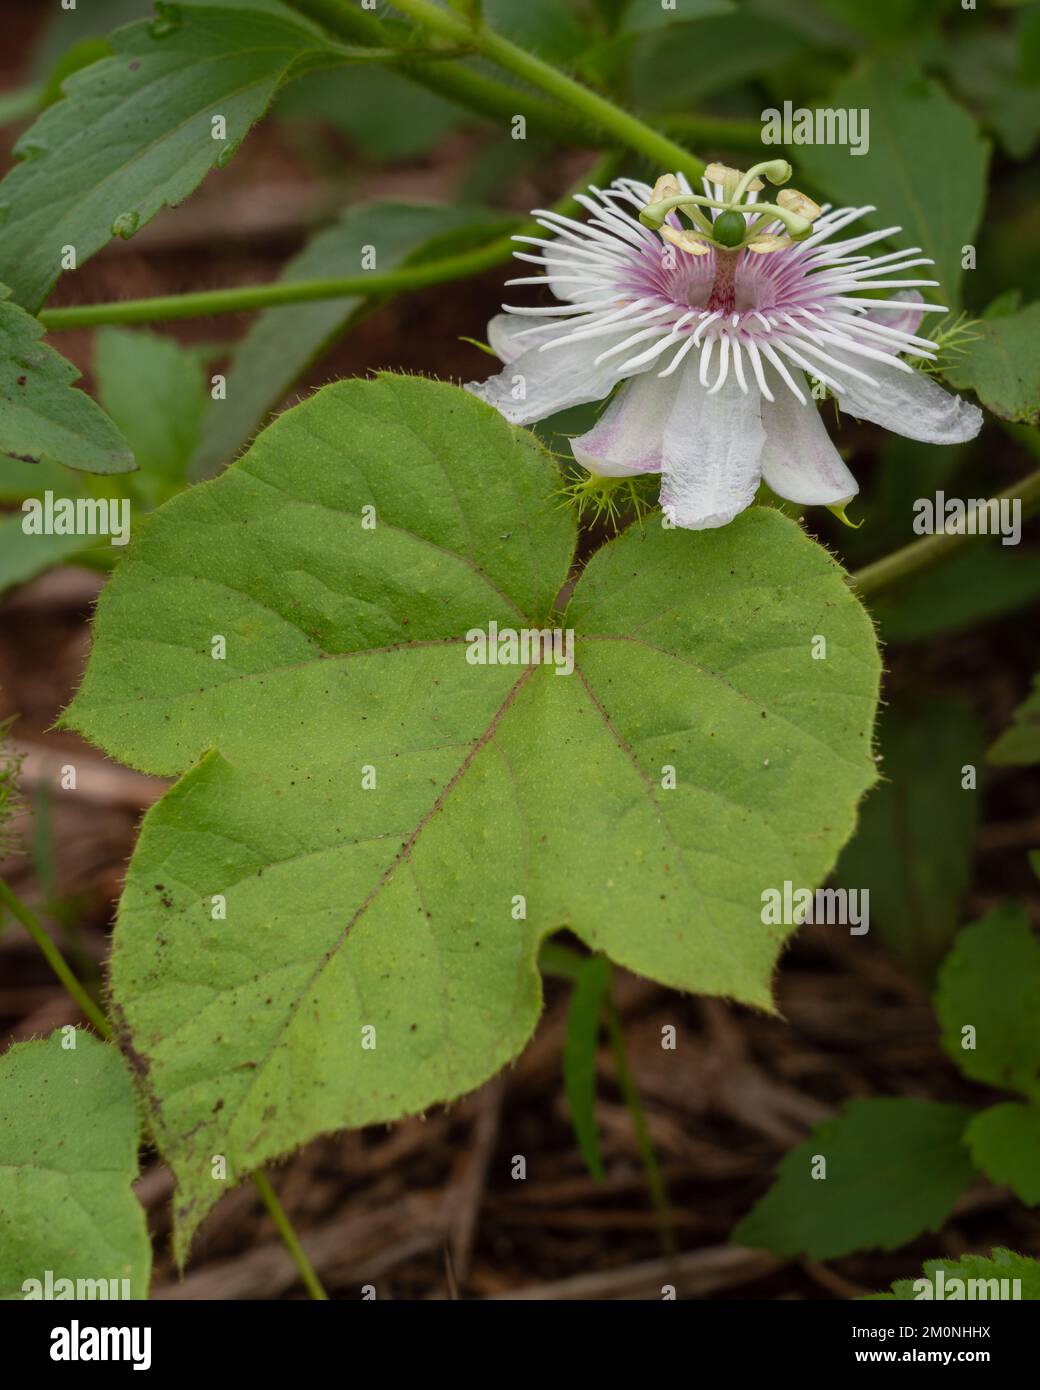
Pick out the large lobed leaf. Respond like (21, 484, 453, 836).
(0, 3, 334, 311)
(64, 374, 880, 1258)
(0, 1031, 150, 1300)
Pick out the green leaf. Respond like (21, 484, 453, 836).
(0, 1030, 150, 1300)
(0, 514, 108, 595)
(834, 699, 982, 985)
(94, 328, 207, 506)
(63, 374, 880, 1258)
(579, 0, 736, 82)
(31, 0, 151, 76)
(0, 3, 335, 311)
(563, 955, 611, 1183)
(798, 62, 989, 310)
(733, 1098, 975, 1259)
(630, 11, 808, 107)
(868, 1247, 1040, 1300)
(190, 202, 506, 479)
(619, 0, 736, 35)
(966, 1103, 1040, 1205)
(935, 903, 1040, 1099)
(0, 455, 88, 504)
(815, 0, 947, 41)
(0, 289, 133, 473)
(942, 31, 1040, 162)
(988, 673, 1040, 766)
(944, 303, 1040, 425)
(483, 0, 588, 63)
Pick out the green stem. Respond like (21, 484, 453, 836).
(853, 465, 1040, 598)
(39, 151, 622, 330)
(0, 874, 328, 1300)
(251, 1170, 329, 1301)
(604, 992, 677, 1257)
(339, 0, 703, 178)
(0, 877, 110, 1037)
(39, 242, 516, 328)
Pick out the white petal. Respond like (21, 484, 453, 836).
(759, 382, 859, 506)
(658, 369, 766, 530)
(833, 354, 983, 444)
(570, 370, 683, 477)
(486, 313, 554, 364)
(863, 289, 927, 343)
(465, 328, 653, 427)
(573, 364, 766, 526)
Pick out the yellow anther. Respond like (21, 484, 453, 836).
(706, 163, 763, 196)
(777, 188, 822, 221)
(746, 234, 793, 254)
(660, 225, 711, 256)
(650, 173, 682, 203)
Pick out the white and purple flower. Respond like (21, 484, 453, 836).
(466, 161, 983, 530)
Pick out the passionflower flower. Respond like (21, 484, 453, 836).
(466, 160, 982, 529)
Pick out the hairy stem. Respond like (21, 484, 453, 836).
(0, 874, 328, 1300)
(39, 151, 622, 329)
(853, 464, 1040, 598)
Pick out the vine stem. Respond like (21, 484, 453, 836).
(604, 993, 677, 1257)
(852, 464, 1040, 598)
(336, 0, 704, 180)
(0, 873, 328, 1301)
(39, 151, 622, 330)
(251, 1171, 329, 1301)
(0, 877, 110, 1038)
